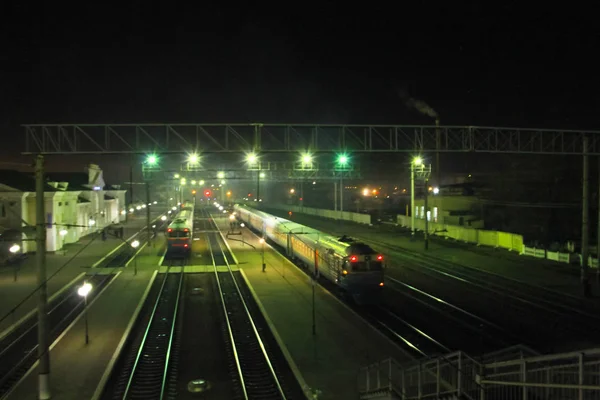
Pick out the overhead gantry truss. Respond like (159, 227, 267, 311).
(22, 123, 600, 155)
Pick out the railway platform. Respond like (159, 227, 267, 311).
(3, 252, 159, 400)
(258, 207, 597, 298)
(214, 216, 413, 400)
(0, 212, 163, 336)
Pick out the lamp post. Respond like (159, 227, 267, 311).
(59, 229, 68, 255)
(10, 244, 21, 282)
(259, 237, 266, 272)
(131, 240, 140, 275)
(336, 153, 349, 219)
(410, 157, 423, 238)
(77, 282, 93, 344)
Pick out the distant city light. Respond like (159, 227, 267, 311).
(217, 171, 225, 179)
(433, 187, 440, 195)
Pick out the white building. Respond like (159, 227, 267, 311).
(0, 164, 127, 255)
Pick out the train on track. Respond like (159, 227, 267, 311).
(166, 203, 195, 255)
(234, 204, 385, 304)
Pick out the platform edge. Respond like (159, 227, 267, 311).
(239, 268, 312, 400)
(90, 269, 159, 400)
(3, 271, 123, 400)
(0, 271, 87, 342)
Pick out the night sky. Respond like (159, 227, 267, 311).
(1, 3, 599, 167)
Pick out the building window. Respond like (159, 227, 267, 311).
(415, 206, 419, 217)
(433, 207, 438, 223)
(420, 206, 424, 219)
(65, 201, 69, 206)
(58, 202, 62, 206)
(426, 211, 431, 221)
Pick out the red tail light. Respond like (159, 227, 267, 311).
(377, 255, 383, 261)
(350, 255, 358, 262)
(168, 228, 172, 232)
(184, 244, 188, 248)
(184, 228, 189, 232)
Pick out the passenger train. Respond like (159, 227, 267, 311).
(233, 204, 384, 304)
(166, 203, 195, 255)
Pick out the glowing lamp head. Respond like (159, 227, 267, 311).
(349, 255, 358, 262)
(188, 153, 199, 164)
(259, 238, 265, 244)
(413, 157, 423, 166)
(246, 153, 258, 164)
(377, 255, 383, 261)
(146, 154, 158, 165)
(161, 215, 167, 221)
(77, 282, 92, 297)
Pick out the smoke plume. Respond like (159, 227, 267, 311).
(398, 89, 438, 119)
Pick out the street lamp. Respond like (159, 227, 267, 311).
(131, 240, 140, 275)
(145, 154, 158, 165)
(217, 171, 225, 179)
(9, 244, 20, 253)
(199, 180, 205, 185)
(410, 157, 422, 238)
(188, 153, 200, 165)
(336, 153, 350, 217)
(161, 215, 167, 221)
(77, 282, 93, 344)
(259, 237, 266, 272)
(246, 152, 258, 165)
(301, 153, 313, 166)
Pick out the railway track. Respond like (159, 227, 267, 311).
(205, 211, 289, 400)
(0, 274, 115, 398)
(112, 259, 184, 400)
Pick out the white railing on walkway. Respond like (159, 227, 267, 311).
(359, 347, 600, 400)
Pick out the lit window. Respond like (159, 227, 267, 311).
(415, 206, 419, 217)
(433, 207, 438, 223)
(420, 206, 425, 218)
(427, 211, 431, 221)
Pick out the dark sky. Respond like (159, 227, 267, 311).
(1, 2, 599, 178)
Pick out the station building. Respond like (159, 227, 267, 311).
(0, 164, 126, 254)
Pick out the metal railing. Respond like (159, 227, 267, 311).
(359, 347, 600, 400)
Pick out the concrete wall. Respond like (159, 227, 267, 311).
(397, 214, 524, 253)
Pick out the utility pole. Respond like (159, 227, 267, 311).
(334, 181, 337, 212)
(339, 174, 344, 218)
(435, 119, 441, 187)
(424, 178, 429, 250)
(146, 182, 151, 247)
(256, 170, 260, 202)
(35, 155, 51, 400)
(410, 162, 416, 238)
(300, 179, 304, 212)
(598, 155, 600, 283)
(581, 136, 591, 297)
